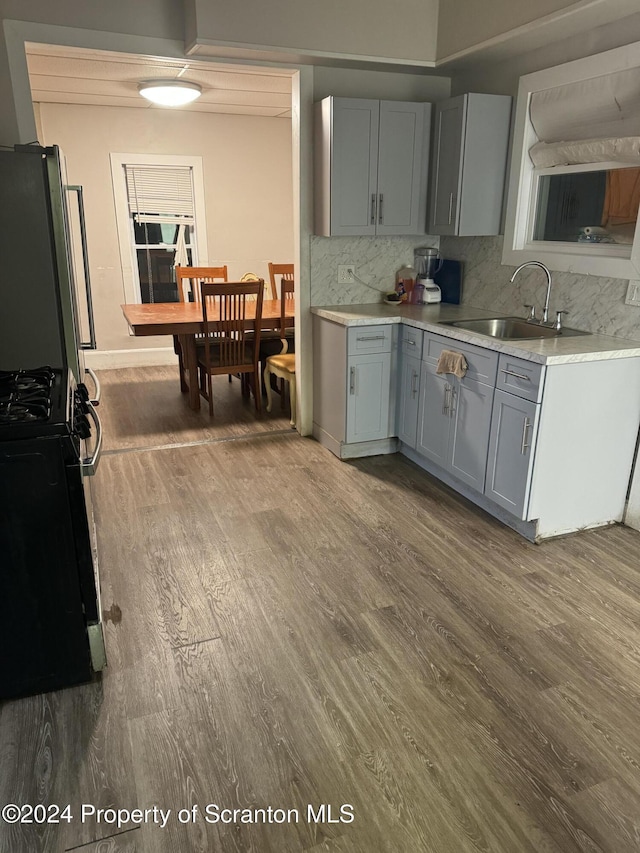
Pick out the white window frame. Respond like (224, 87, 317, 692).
(110, 153, 209, 303)
(502, 40, 640, 282)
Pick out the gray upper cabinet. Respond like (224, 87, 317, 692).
(314, 97, 432, 237)
(429, 93, 512, 236)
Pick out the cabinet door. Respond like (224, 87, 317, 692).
(346, 352, 391, 443)
(416, 363, 451, 466)
(485, 390, 539, 519)
(448, 377, 494, 492)
(330, 98, 379, 236)
(377, 101, 427, 236)
(430, 96, 465, 235)
(397, 353, 421, 448)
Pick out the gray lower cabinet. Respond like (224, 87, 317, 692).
(417, 363, 494, 491)
(416, 363, 450, 466)
(312, 316, 396, 458)
(448, 376, 495, 491)
(396, 353, 421, 448)
(485, 390, 540, 517)
(346, 351, 392, 443)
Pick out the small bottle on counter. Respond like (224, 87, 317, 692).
(395, 265, 415, 302)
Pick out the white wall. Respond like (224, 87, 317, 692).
(186, 0, 439, 66)
(38, 103, 293, 353)
(438, 0, 579, 59)
(313, 67, 450, 102)
(449, 10, 640, 96)
(0, 0, 182, 39)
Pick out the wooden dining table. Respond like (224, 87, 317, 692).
(121, 300, 294, 411)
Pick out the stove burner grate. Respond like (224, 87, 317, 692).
(0, 367, 55, 425)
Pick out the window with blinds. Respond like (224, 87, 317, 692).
(124, 164, 197, 303)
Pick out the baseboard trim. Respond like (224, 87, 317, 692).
(400, 443, 539, 542)
(84, 348, 178, 369)
(312, 423, 398, 459)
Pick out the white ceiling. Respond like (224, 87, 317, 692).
(26, 45, 293, 119)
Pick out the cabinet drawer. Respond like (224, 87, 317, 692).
(401, 326, 423, 358)
(348, 325, 393, 355)
(496, 355, 544, 403)
(423, 332, 498, 386)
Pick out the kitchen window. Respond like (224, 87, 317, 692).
(502, 40, 640, 282)
(111, 154, 209, 304)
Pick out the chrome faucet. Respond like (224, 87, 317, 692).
(510, 261, 553, 324)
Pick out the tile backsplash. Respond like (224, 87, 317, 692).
(441, 235, 640, 342)
(310, 235, 439, 305)
(309, 232, 640, 343)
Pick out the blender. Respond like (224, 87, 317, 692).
(413, 247, 443, 304)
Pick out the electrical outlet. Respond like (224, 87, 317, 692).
(625, 280, 640, 307)
(337, 264, 355, 284)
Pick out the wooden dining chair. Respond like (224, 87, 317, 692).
(176, 265, 228, 302)
(196, 280, 264, 416)
(260, 269, 295, 394)
(264, 279, 296, 427)
(174, 265, 228, 392)
(268, 262, 294, 300)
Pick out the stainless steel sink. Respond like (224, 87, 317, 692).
(439, 317, 590, 340)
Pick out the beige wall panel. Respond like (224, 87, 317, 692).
(0, 0, 183, 40)
(189, 0, 439, 65)
(438, 0, 584, 60)
(38, 103, 293, 352)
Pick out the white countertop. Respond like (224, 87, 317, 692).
(311, 303, 640, 365)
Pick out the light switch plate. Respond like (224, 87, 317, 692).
(625, 280, 640, 306)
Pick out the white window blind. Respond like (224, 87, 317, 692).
(125, 165, 195, 222)
(528, 67, 640, 167)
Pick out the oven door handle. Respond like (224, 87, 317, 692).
(84, 366, 101, 405)
(81, 400, 103, 476)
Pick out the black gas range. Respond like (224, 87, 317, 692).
(0, 366, 105, 699)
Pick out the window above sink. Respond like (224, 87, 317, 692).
(503, 40, 640, 282)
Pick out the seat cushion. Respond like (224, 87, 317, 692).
(267, 352, 295, 372)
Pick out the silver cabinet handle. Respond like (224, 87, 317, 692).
(357, 335, 386, 342)
(350, 366, 356, 395)
(67, 185, 97, 350)
(406, 339, 416, 346)
(84, 366, 101, 405)
(379, 193, 384, 225)
(521, 417, 531, 455)
(448, 192, 454, 225)
(411, 369, 418, 398)
(370, 194, 377, 226)
(501, 368, 531, 382)
(449, 385, 457, 417)
(442, 383, 451, 415)
(81, 400, 103, 476)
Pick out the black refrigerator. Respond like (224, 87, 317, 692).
(0, 145, 106, 698)
(0, 145, 97, 382)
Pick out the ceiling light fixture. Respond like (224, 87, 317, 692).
(138, 80, 202, 107)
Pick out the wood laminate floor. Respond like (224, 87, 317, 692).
(2, 368, 640, 852)
(97, 366, 295, 453)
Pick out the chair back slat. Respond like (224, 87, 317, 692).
(278, 278, 295, 353)
(176, 265, 228, 303)
(268, 262, 294, 301)
(200, 281, 264, 371)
